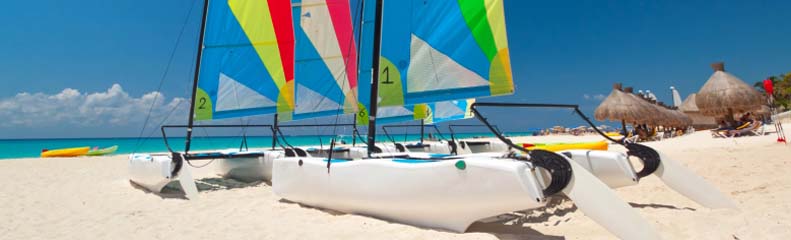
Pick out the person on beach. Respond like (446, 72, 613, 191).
(715, 120, 735, 131)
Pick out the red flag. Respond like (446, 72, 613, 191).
(763, 79, 774, 96)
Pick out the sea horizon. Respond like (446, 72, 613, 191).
(0, 131, 534, 160)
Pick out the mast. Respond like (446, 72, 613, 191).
(184, 0, 210, 154)
(272, 114, 279, 150)
(419, 119, 424, 143)
(366, 0, 384, 157)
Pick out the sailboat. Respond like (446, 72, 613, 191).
(402, 100, 737, 209)
(272, 0, 662, 238)
(129, 0, 361, 195)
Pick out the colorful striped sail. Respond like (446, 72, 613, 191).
(283, 0, 359, 121)
(356, 0, 513, 125)
(377, 0, 513, 107)
(194, 0, 295, 121)
(376, 99, 476, 125)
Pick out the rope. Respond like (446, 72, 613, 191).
(133, 0, 199, 153)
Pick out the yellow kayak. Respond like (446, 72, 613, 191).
(605, 132, 623, 137)
(521, 140, 608, 152)
(41, 146, 90, 158)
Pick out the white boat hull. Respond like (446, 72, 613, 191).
(305, 143, 403, 159)
(560, 150, 639, 188)
(460, 139, 509, 153)
(404, 141, 452, 154)
(273, 157, 546, 232)
(128, 154, 176, 193)
(217, 150, 283, 182)
(129, 149, 280, 193)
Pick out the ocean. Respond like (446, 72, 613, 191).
(0, 132, 531, 159)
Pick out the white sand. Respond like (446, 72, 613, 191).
(1, 126, 790, 239)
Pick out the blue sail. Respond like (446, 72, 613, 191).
(376, 99, 475, 125)
(376, 0, 513, 107)
(194, 0, 296, 121)
(356, 0, 512, 125)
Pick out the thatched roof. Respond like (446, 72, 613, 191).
(679, 94, 700, 112)
(595, 84, 655, 123)
(695, 62, 764, 116)
(623, 87, 664, 125)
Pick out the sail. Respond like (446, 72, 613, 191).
(283, 0, 359, 121)
(376, 99, 475, 125)
(194, 0, 295, 121)
(376, 0, 513, 107)
(356, 0, 512, 125)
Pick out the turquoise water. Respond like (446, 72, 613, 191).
(0, 132, 530, 159)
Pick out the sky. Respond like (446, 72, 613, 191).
(1, 0, 790, 139)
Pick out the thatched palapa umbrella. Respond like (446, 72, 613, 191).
(622, 87, 663, 126)
(695, 62, 763, 124)
(680, 93, 717, 129)
(595, 83, 655, 133)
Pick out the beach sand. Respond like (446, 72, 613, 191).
(1, 126, 790, 239)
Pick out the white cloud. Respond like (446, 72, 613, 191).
(593, 94, 606, 101)
(583, 93, 606, 101)
(0, 84, 187, 128)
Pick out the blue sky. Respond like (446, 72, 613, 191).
(1, 0, 790, 138)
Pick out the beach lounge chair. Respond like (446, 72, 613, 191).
(728, 121, 763, 137)
(711, 121, 751, 138)
(711, 129, 729, 138)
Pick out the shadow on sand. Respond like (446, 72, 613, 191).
(467, 196, 571, 240)
(628, 202, 696, 211)
(276, 197, 563, 239)
(129, 176, 267, 199)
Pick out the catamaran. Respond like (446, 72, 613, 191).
(272, 0, 661, 238)
(375, 100, 737, 210)
(129, 0, 360, 195)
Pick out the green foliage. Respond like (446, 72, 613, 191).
(754, 72, 790, 110)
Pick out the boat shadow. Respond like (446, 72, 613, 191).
(628, 202, 696, 211)
(129, 176, 268, 200)
(276, 197, 565, 239)
(467, 196, 571, 240)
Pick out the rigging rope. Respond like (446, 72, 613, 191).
(133, 0, 199, 153)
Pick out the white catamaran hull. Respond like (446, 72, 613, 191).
(404, 140, 640, 189)
(560, 150, 639, 188)
(218, 150, 284, 182)
(460, 139, 509, 153)
(129, 149, 279, 193)
(273, 155, 662, 239)
(304, 143, 403, 159)
(404, 140, 452, 154)
(129, 154, 177, 193)
(273, 157, 547, 232)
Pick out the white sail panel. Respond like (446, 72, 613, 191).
(407, 35, 489, 93)
(433, 100, 465, 119)
(215, 73, 277, 112)
(295, 83, 342, 114)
